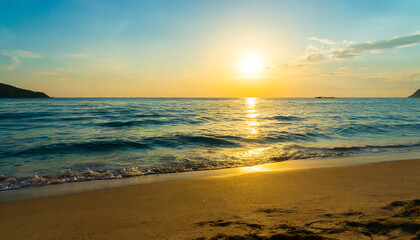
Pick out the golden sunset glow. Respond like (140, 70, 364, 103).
(1, 1, 419, 98)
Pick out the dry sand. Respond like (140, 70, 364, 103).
(1, 159, 419, 240)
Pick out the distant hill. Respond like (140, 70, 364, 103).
(408, 89, 420, 98)
(0, 83, 50, 98)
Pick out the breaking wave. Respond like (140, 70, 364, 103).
(1, 142, 419, 190)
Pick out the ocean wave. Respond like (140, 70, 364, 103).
(331, 123, 420, 136)
(0, 134, 240, 158)
(136, 113, 171, 118)
(333, 124, 387, 135)
(378, 115, 419, 122)
(3, 133, 418, 160)
(61, 116, 96, 121)
(0, 162, 238, 191)
(98, 117, 207, 128)
(263, 131, 322, 142)
(265, 115, 303, 121)
(390, 123, 420, 130)
(269, 142, 420, 161)
(0, 140, 150, 158)
(99, 119, 166, 127)
(1, 141, 419, 191)
(177, 135, 240, 146)
(268, 147, 346, 162)
(147, 134, 240, 147)
(0, 112, 55, 119)
(328, 142, 420, 151)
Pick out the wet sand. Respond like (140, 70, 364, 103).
(1, 159, 419, 239)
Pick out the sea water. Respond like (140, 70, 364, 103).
(0, 98, 419, 190)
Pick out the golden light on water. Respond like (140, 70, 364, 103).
(246, 97, 259, 137)
(246, 97, 257, 108)
(235, 147, 270, 159)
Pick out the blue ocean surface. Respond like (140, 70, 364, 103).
(0, 98, 419, 190)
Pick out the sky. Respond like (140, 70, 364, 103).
(1, 0, 420, 97)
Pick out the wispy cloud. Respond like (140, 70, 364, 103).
(2, 50, 42, 70)
(302, 33, 420, 63)
(66, 53, 92, 59)
(275, 61, 420, 83)
(12, 50, 42, 58)
(302, 67, 420, 82)
(307, 37, 336, 45)
(2, 55, 20, 71)
(364, 70, 420, 82)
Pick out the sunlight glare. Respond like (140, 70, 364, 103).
(246, 97, 259, 136)
(238, 54, 264, 77)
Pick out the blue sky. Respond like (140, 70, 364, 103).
(1, 0, 420, 97)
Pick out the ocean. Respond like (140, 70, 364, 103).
(0, 98, 419, 190)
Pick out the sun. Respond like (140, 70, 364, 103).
(238, 54, 264, 77)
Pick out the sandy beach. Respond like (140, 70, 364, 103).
(1, 159, 419, 240)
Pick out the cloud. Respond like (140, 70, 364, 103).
(278, 63, 307, 68)
(364, 70, 420, 82)
(13, 50, 42, 58)
(302, 33, 420, 63)
(305, 53, 327, 62)
(308, 37, 336, 45)
(66, 53, 91, 59)
(299, 67, 420, 83)
(2, 50, 42, 70)
(2, 55, 20, 71)
(274, 61, 420, 83)
(33, 71, 65, 77)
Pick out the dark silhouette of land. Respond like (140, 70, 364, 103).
(409, 89, 420, 98)
(0, 83, 50, 98)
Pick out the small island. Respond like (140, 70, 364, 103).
(315, 96, 336, 99)
(408, 89, 420, 98)
(0, 83, 50, 98)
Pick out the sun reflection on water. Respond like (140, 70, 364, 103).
(234, 147, 271, 159)
(246, 97, 259, 137)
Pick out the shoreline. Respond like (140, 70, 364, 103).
(1, 150, 420, 203)
(1, 157, 419, 239)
